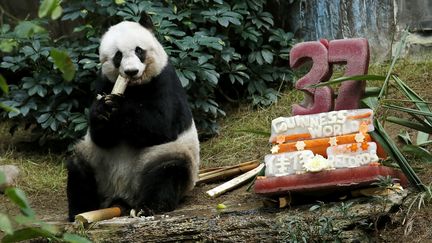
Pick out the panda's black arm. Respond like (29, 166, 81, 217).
(89, 92, 174, 148)
(91, 63, 192, 148)
(88, 96, 123, 148)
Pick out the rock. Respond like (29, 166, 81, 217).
(0, 165, 20, 192)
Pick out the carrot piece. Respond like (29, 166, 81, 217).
(277, 133, 372, 157)
(347, 112, 372, 120)
(270, 133, 312, 144)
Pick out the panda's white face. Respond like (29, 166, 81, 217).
(99, 21, 168, 85)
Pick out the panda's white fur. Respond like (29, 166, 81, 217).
(99, 21, 168, 85)
(67, 18, 200, 221)
(74, 123, 200, 209)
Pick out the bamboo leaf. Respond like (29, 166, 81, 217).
(387, 116, 432, 134)
(383, 104, 432, 117)
(416, 131, 430, 146)
(364, 87, 381, 97)
(4, 188, 35, 218)
(398, 130, 412, 145)
(361, 96, 379, 109)
(308, 75, 385, 88)
(416, 140, 432, 147)
(402, 145, 432, 162)
(1, 227, 56, 243)
(393, 75, 430, 108)
(371, 120, 425, 190)
(0, 74, 8, 95)
(378, 29, 409, 99)
(382, 99, 432, 105)
(0, 102, 19, 113)
(393, 75, 432, 125)
(409, 113, 432, 128)
(0, 213, 13, 235)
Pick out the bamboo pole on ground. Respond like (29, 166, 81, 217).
(75, 207, 122, 225)
(197, 160, 260, 184)
(206, 163, 264, 198)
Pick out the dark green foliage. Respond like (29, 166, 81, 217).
(0, 0, 293, 142)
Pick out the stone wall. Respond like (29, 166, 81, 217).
(280, 0, 432, 62)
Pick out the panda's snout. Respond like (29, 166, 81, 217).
(124, 69, 139, 78)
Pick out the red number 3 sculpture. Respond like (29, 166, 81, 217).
(290, 38, 369, 115)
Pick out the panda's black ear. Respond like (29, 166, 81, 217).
(139, 12, 154, 31)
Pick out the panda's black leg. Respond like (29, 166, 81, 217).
(136, 159, 190, 215)
(66, 156, 100, 222)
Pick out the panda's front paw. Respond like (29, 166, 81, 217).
(104, 93, 124, 107)
(95, 94, 124, 121)
(130, 207, 154, 218)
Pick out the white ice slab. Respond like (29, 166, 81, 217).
(270, 109, 374, 143)
(264, 150, 314, 177)
(327, 142, 379, 168)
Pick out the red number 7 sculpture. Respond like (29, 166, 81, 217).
(290, 38, 370, 115)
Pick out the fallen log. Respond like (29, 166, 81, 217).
(78, 189, 408, 242)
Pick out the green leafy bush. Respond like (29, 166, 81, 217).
(0, 0, 293, 142)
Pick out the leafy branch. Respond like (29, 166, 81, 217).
(0, 171, 91, 242)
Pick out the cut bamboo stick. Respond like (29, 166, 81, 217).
(75, 207, 122, 225)
(279, 196, 291, 208)
(199, 167, 224, 174)
(199, 160, 259, 178)
(111, 75, 129, 94)
(199, 168, 226, 178)
(198, 161, 260, 184)
(206, 163, 265, 198)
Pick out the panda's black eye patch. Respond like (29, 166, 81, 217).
(113, 51, 122, 68)
(135, 47, 146, 63)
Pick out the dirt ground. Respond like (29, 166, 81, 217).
(0, 173, 261, 222)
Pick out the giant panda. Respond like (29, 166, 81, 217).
(66, 14, 200, 221)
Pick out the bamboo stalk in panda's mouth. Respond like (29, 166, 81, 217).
(111, 75, 129, 95)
